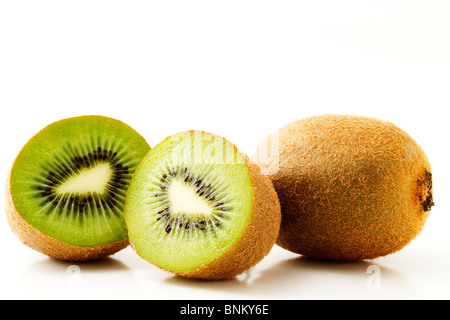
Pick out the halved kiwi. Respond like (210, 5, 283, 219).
(124, 131, 281, 280)
(5, 115, 150, 261)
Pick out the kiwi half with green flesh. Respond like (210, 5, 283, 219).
(124, 131, 281, 280)
(6, 116, 150, 261)
(254, 114, 434, 261)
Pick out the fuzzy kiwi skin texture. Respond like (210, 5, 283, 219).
(254, 114, 434, 261)
(5, 174, 129, 261)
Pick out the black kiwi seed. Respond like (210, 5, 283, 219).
(151, 165, 230, 234)
(36, 146, 131, 215)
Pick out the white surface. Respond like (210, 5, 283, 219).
(1, 0, 450, 300)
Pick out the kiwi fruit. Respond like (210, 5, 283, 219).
(254, 114, 434, 261)
(123, 131, 281, 280)
(5, 115, 150, 261)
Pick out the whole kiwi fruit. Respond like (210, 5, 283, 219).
(253, 114, 434, 261)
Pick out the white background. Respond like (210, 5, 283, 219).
(1, 0, 450, 300)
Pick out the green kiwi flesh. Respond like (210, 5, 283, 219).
(124, 131, 256, 273)
(8, 116, 150, 249)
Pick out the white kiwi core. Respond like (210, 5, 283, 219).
(56, 163, 113, 195)
(168, 179, 213, 217)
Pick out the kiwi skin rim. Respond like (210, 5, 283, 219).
(129, 135, 281, 280)
(5, 173, 129, 262)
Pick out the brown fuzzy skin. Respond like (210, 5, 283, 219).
(254, 114, 433, 261)
(174, 155, 281, 280)
(5, 174, 129, 261)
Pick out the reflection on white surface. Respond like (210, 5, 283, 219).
(2, 245, 431, 300)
